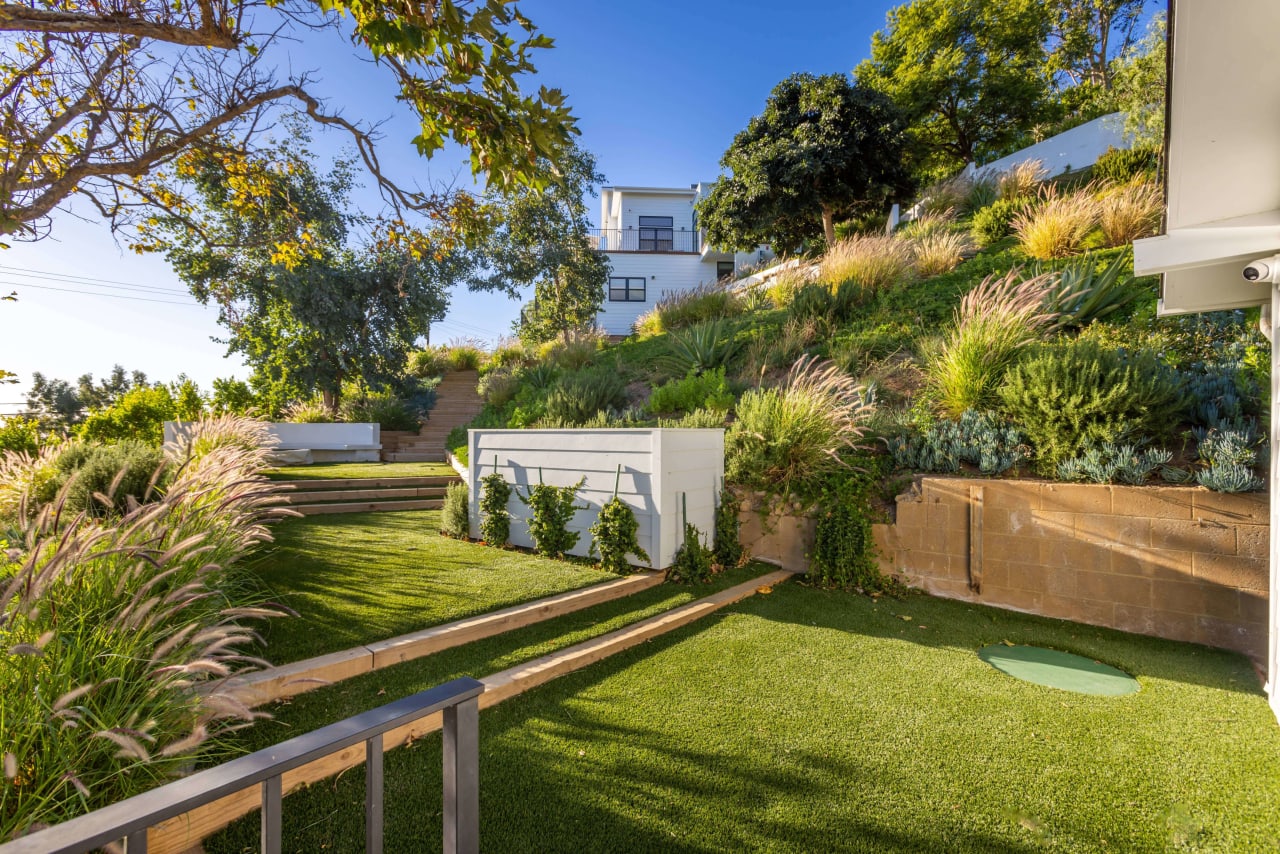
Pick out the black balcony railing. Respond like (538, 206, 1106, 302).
(587, 228, 701, 253)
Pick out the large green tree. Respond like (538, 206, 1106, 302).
(1110, 13, 1166, 147)
(1046, 0, 1150, 91)
(856, 0, 1053, 175)
(0, 0, 577, 246)
(160, 135, 466, 412)
(470, 145, 609, 345)
(698, 73, 910, 252)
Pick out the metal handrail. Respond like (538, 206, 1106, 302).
(0, 677, 485, 854)
(586, 227, 701, 253)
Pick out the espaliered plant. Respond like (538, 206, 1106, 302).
(479, 459, 512, 547)
(589, 469, 650, 574)
(520, 473, 586, 558)
(712, 488, 744, 571)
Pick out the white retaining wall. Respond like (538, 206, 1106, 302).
(467, 428, 725, 569)
(980, 112, 1128, 177)
(163, 421, 382, 463)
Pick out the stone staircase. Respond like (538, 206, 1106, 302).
(384, 370, 484, 463)
(272, 475, 460, 515)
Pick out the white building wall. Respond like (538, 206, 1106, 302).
(614, 192, 697, 231)
(467, 428, 724, 569)
(597, 252, 723, 335)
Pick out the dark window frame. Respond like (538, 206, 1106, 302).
(637, 215, 674, 252)
(608, 276, 647, 302)
(716, 261, 735, 280)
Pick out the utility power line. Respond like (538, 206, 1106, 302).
(0, 280, 198, 306)
(0, 264, 190, 295)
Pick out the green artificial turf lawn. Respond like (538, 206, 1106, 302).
(209, 579, 1280, 853)
(249, 511, 613, 664)
(265, 461, 456, 481)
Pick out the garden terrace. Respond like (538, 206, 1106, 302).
(206, 579, 1280, 852)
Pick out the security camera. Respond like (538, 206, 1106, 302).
(1243, 256, 1280, 283)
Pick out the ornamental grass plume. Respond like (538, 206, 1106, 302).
(908, 230, 977, 278)
(926, 270, 1059, 418)
(1098, 181, 1163, 248)
(997, 159, 1047, 200)
(818, 234, 915, 296)
(1012, 185, 1101, 260)
(0, 417, 292, 839)
(727, 356, 876, 496)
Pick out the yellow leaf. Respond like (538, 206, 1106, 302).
(756, 585, 773, 594)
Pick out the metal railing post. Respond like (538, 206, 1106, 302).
(366, 736, 385, 854)
(442, 696, 480, 854)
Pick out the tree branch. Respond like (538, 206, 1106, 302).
(0, 4, 239, 49)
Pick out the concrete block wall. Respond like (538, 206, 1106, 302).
(873, 478, 1268, 663)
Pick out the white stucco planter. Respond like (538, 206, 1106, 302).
(163, 421, 382, 463)
(467, 428, 725, 569)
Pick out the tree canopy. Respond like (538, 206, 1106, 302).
(855, 0, 1054, 175)
(470, 144, 609, 345)
(0, 0, 578, 246)
(698, 73, 911, 253)
(158, 133, 467, 412)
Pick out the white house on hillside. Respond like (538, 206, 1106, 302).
(590, 184, 770, 336)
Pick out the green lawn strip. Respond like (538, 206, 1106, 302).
(251, 512, 614, 664)
(213, 583, 1280, 853)
(266, 461, 456, 481)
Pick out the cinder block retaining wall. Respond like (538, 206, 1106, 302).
(874, 478, 1269, 663)
(737, 478, 1268, 662)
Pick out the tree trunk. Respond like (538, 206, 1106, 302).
(821, 206, 836, 247)
(322, 388, 338, 415)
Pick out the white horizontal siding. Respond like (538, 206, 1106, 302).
(597, 253, 725, 335)
(468, 428, 723, 568)
(615, 192, 696, 231)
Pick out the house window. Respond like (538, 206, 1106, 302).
(609, 277, 647, 301)
(716, 261, 735, 280)
(638, 216, 674, 252)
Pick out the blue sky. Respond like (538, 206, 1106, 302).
(0, 0, 911, 412)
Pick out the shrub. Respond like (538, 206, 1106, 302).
(997, 160, 1046, 200)
(0, 434, 284, 838)
(478, 370, 521, 409)
(486, 340, 533, 372)
(77, 385, 177, 445)
(888, 410, 1030, 475)
(818, 234, 914, 295)
(647, 368, 735, 415)
(727, 357, 875, 497)
(407, 348, 447, 378)
(1093, 145, 1159, 186)
(1098, 181, 1162, 247)
(809, 467, 886, 590)
(539, 335, 601, 371)
(925, 271, 1058, 418)
(712, 490, 743, 570)
(909, 230, 976, 278)
(478, 468, 512, 546)
(1042, 251, 1146, 331)
(590, 495, 650, 573)
(519, 477, 584, 558)
(1012, 186, 1100, 260)
(1057, 442, 1172, 485)
(210, 378, 256, 415)
(634, 282, 743, 336)
(341, 392, 420, 431)
(667, 521, 713, 584)
(663, 319, 743, 376)
(53, 440, 170, 516)
(965, 173, 999, 212)
(0, 444, 62, 524)
(789, 280, 861, 328)
(739, 317, 818, 378)
(542, 368, 627, 425)
(971, 196, 1029, 246)
(446, 425, 469, 466)
(999, 340, 1189, 475)
(658, 408, 727, 429)
(0, 417, 38, 455)
(441, 341, 485, 371)
(440, 482, 470, 538)
(765, 269, 808, 308)
(282, 398, 334, 423)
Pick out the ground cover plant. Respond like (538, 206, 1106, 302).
(246, 511, 612, 664)
(206, 581, 1280, 853)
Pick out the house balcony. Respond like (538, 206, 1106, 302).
(587, 228, 701, 254)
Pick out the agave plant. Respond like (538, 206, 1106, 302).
(1039, 251, 1146, 331)
(662, 319, 743, 376)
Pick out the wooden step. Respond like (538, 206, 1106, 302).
(149, 568, 793, 853)
(294, 499, 443, 515)
(282, 487, 448, 504)
(270, 476, 457, 491)
(383, 452, 447, 462)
